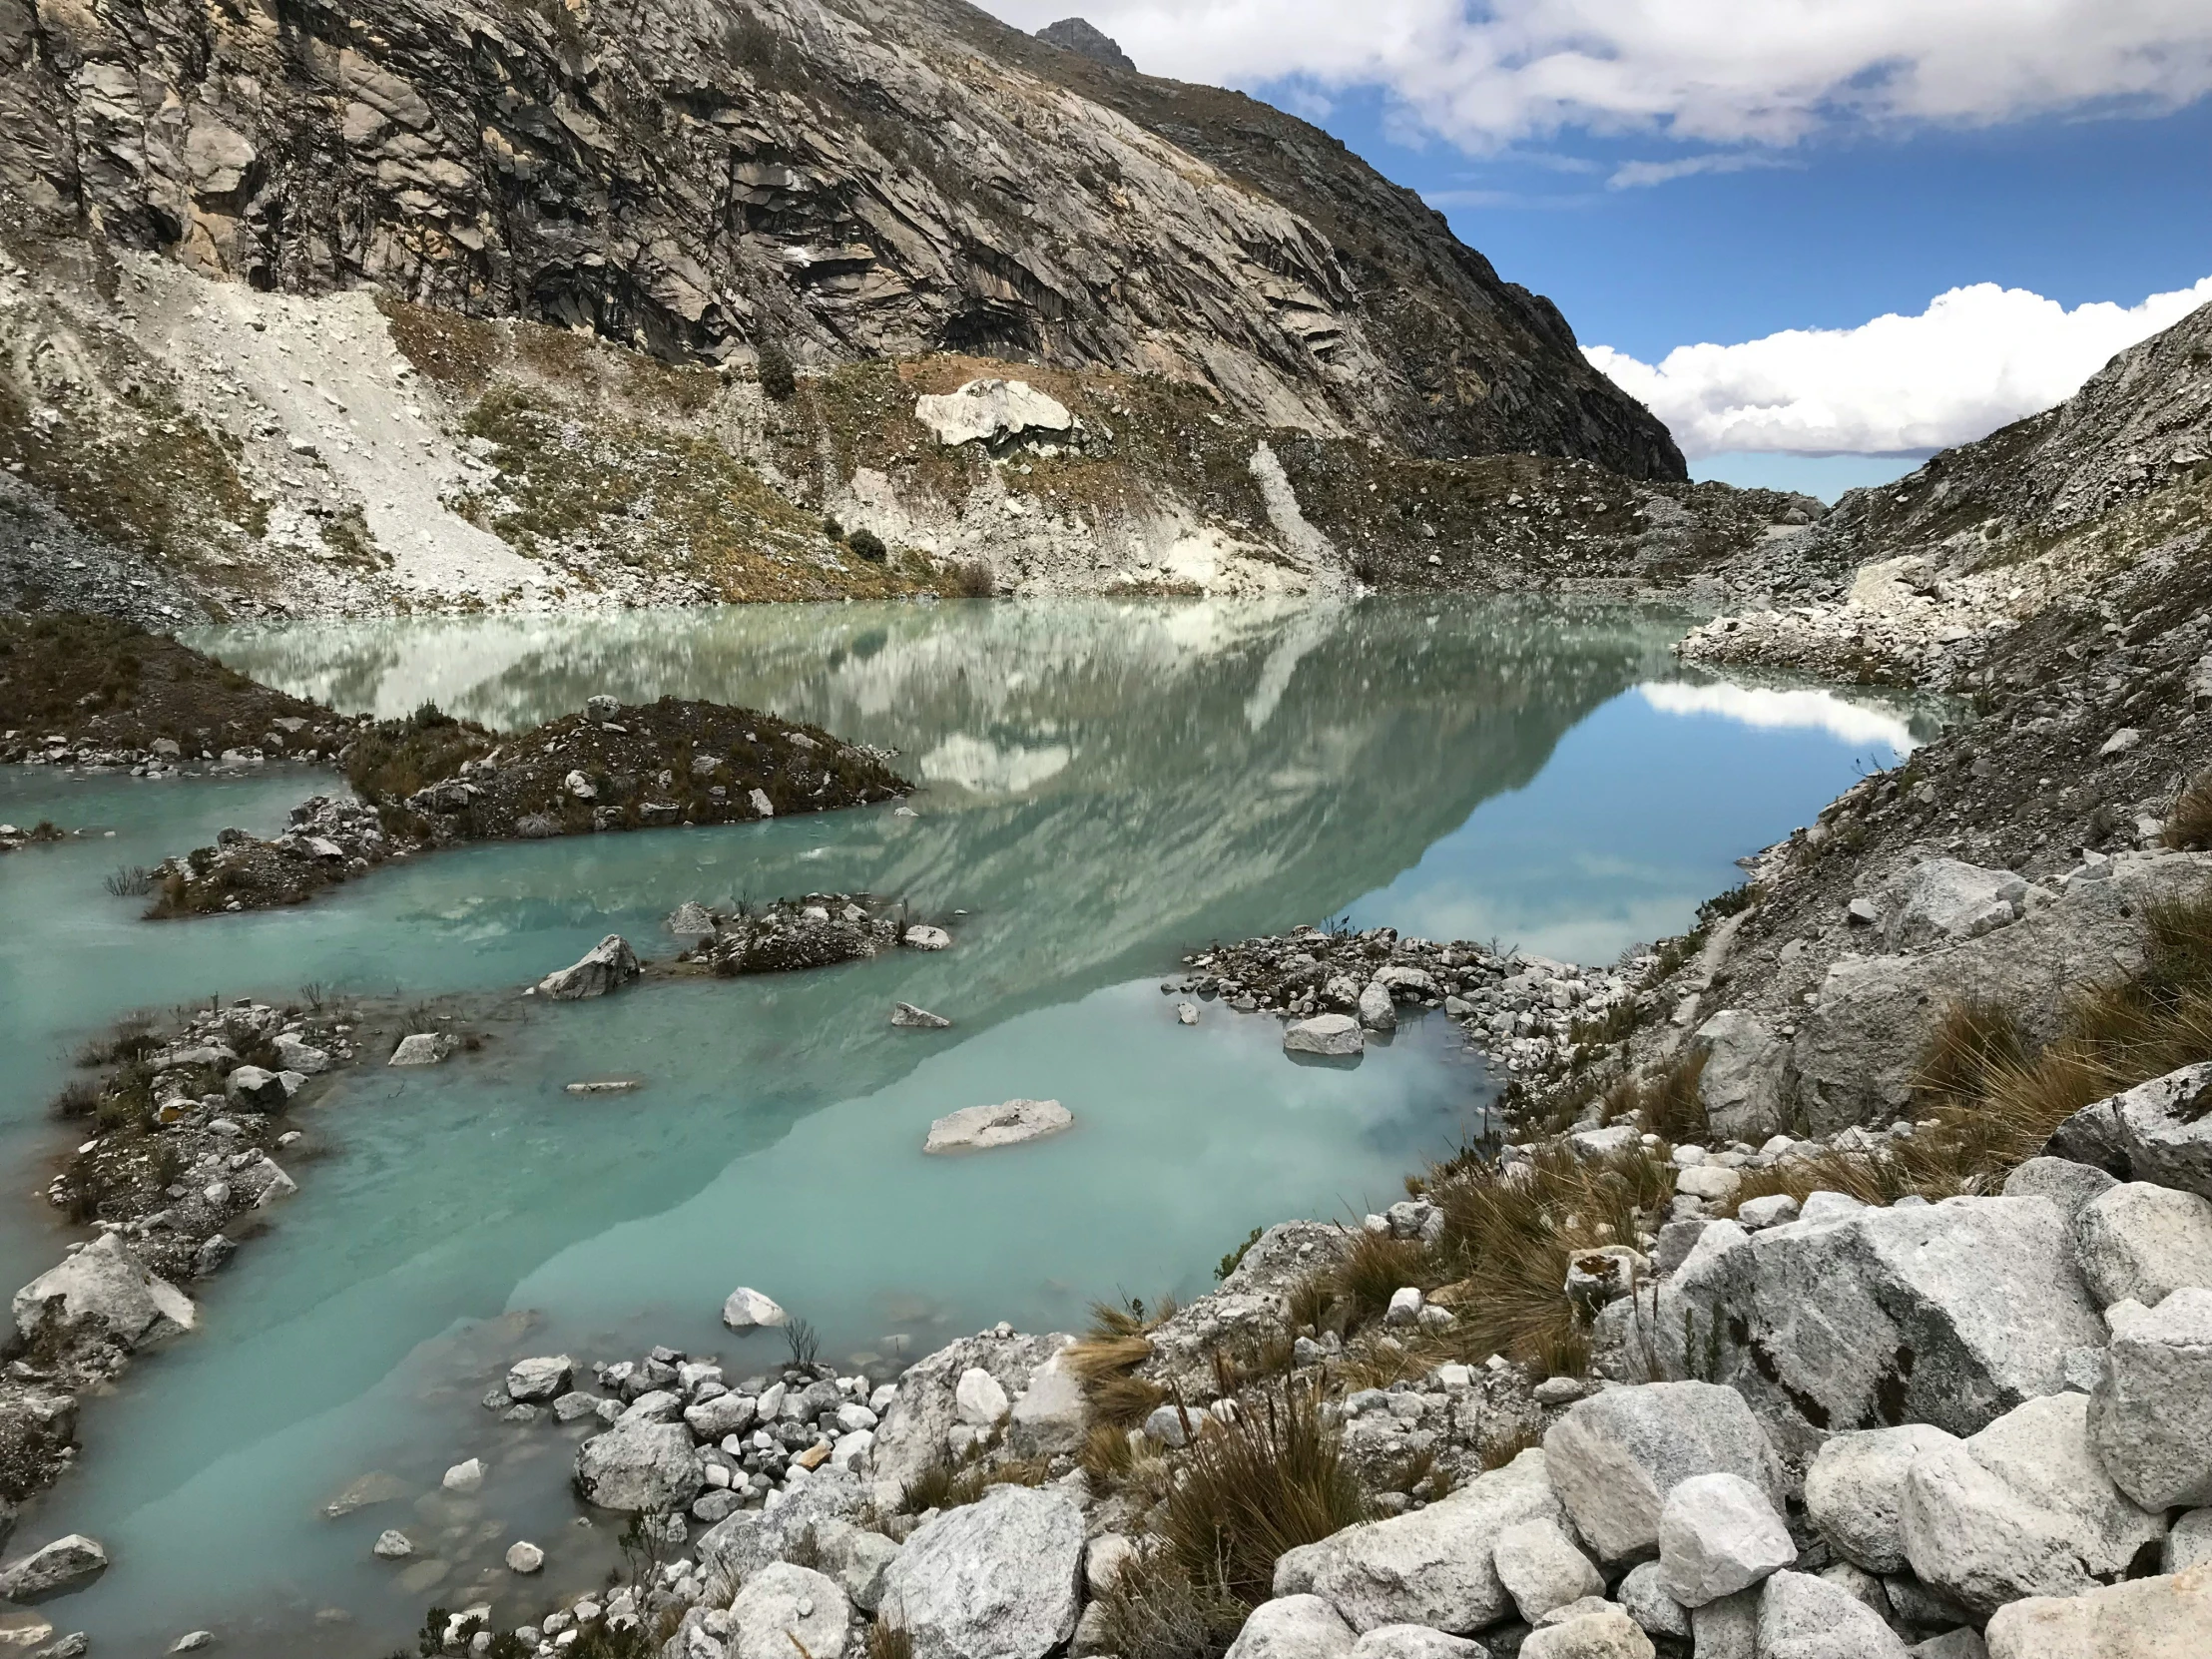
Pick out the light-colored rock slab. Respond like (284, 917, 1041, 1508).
(1656, 1471, 1795, 1606)
(2073, 1182, 2212, 1309)
(2089, 1285, 2212, 1508)
(878, 1484, 1084, 1659)
(1983, 1560, 2212, 1659)
(1541, 1382, 1785, 1563)
(923, 1098, 1072, 1153)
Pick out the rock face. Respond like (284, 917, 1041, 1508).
(538, 935, 642, 1000)
(1273, 1448, 1561, 1632)
(878, 1484, 1084, 1659)
(1901, 1392, 2165, 1614)
(922, 1099, 1073, 1154)
(1983, 1560, 2212, 1659)
(572, 1419, 703, 1513)
(1034, 17, 1138, 73)
(1541, 1382, 1786, 1563)
(1883, 859, 2027, 951)
(12, 1235, 196, 1349)
(2089, 1288, 2212, 1509)
(1656, 1196, 2103, 1457)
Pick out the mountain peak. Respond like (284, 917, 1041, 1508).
(1036, 17, 1139, 74)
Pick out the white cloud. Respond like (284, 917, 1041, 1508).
(1584, 277, 2212, 456)
(1637, 682, 1918, 753)
(984, 1, 2212, 149)
(1605, 152, 1795, 190)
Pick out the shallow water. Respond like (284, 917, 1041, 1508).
(0, 597, 1936, 1653)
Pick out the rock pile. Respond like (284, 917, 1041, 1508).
(676, 895, 953, 977)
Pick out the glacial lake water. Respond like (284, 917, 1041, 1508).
(0, 597, 1937, 1654)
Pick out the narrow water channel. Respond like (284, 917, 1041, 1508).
(0, 597, 1936, 1653)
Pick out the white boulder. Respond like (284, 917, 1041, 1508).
(1492, 1518, 1603, 1623)
(1518, 1604, 1656, 1659)
(1346, 1627, 1484, 1659)
(913, 379, 1075, 448)
(538, 934, 641, 999)
(878, 1484, 1084, 1659)
(2050, 1061, 2212, 1200)
(1615, 1561, 1690, 1639)
(0, 1534, 108, 1601)
(1885, 859, 2027, 951)
(2072, 1182, 2212, 1309)
(2089, 1286, 2212, 1508)
(387, 1032, 452, 1066)
(722, 1287, 788, 1331)
(1358, 982, 1397, 1033)
(1656, 1471, 1795, 1606)
(505, 1540, 544, 1574)
(953, 1367, 1010, 1425)
(2000, 1157, 2117, 1221)
(923, 1099, 1072, 1154)
(1758, 1570, 1909, 1659)
(1806, 1424, 1961, 1573)
(1223, 1595, 1355, 1659)
(12, 1234, 195, 1349)
(573, 1420, 704, 1513)
(1285, 1014, 1364, 1057)
(1541, 1382, 1786, 1563)
(1984, 1559, 2212, 1659)
(506, 1356, 573, 1402)
(1695, 1010, 1789, 1141)
(729, 1562, 849, 1659)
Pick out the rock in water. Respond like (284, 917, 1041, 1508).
(878, 1484, 1084, 1659)
(506, 1356, 573, 1402)
(573, 1420, 704, 1512)
(722, 1287, 788, 1331)
(1357, 981, 1396, 1032)
(1285, 1013, 1364, 1056)
(0, 1535, 108, 1601)
(538, 934, 641, 999)
(372, 1530, 412, 1559)
(902, 924, 952, 950)
(667, 900, 716, 940)
(387, 1032, 452, 1066)
(891, 1002, 952, 1028)
(922, 1099, 1072, 1154)
(12, 1234, 196, 1349)
(505, 1540, 544, 1574)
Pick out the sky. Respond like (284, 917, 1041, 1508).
(982, 2, 2212, 497)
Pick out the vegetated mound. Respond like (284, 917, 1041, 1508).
(150, 697, 911, 916)
(0, 614, 348, 762)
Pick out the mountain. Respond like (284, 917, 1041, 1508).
(0, 0, 1678, 478)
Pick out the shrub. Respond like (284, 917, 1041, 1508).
(1601, 1049, 1708, 1141)
(945, 559, 996, 598)
(1326, 1230, 1427, 1326)
(103, 864, 154, 898)
(847, 528, 887, 563)
(2163, 770, 2212, 849)
(758, 341, 797, 401)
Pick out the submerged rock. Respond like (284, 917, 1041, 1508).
(922, 1099, 1072, 1154)
(387, 1032, 453, 1066)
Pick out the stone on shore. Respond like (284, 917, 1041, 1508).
(1222, 1595, 1356, 1659)
(573, 1419, 703, 1513)
(1757, 1570, 1909, 1659)
(1541, 1382, 1785, 1563)
(224, 1065, 288, 1110)
(1492, 1517, 1603, 1623)
(1657, 1472, 1796, 1606)
(506, 1356, 572, 1402)
(668, 901, 715, 940)
(922, 1099, 1071, 1154)
(2071, 1182, 2212, 1309)
(892, 1002, 952, 1028)
(1806, 1425, 1961, 1574)
(729, 1562, 850, 1659)
(1902, 1391, 2164, 1614)
(1285, 1014, 1364, 1057)
(272, 1034, 329, 1074)
(1655, 1195, 2104, 1458)
(1358, 982, 1396, 1032)
(878, 1484, 1083, 1659)
(387, 1032, 453, 1066)
(0, 1536, 108, 1601)
(721, 1287, 788, 1331)
(1983, 1560, 2212, 1658)
(537, 934, 641, 1000)
(1272, 1447, 1560, 1632)
(902, 925, 952, 951)
(13, 1234, 195, 1349)
(2088, 1287, 2212, 1509)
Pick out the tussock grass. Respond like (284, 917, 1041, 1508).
(1066, 1297, 1176, 1431)
(1090, 1547, 1246, 1659)
(864, 1623, 913, 1659)
(896, 1443, 1050, 1514)
(1327, 1232, 1427, 1326)
(2162, 771, 2212, 850)
(1602, 1049, 1708, 1142)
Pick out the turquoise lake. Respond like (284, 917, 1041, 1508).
(0, 597, 1937, 1653)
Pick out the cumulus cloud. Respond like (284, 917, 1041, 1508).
(984, 1, 2212, 149)
(1584, 277, 2212, 456)
(1637, 682, 1917, 754)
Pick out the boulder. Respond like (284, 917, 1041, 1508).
(1806, 1425, 1962, 1574)
(1273, 1447, 1560, 1631)
(1615, 1561, 1690, 1639)
(923, 1099, 1072, 1154)
(1358, 982, 1396, 1033)
(1654, 1196, 2104, 1459)
(373, 1529, 412, 1558)
(2088, 1286, 2212, 1508)
(1656, 1472, 1795, 1606)
(1346, 1628, 1485, 1659)
(1695, 1010, 1788, 1141)
(878, 1484, 1084, 1659)
(2000, 1157, 2117, 1222)
(892, 1002, 952, 1029)
(1736, 1194, 1801, 1230)
(1885, 860, 2027, 952)
(1901, 1391, 2165, 1614)
(869, 1334, 1066, 1496)
(953, 1367, 1010, 1425)
(721, 1287, 787, 1330)
(1758, 1570, 1909, 1659)
(668, 901, 716, 940)
(1983, 1560, 2212, 1658)
(13, 1234, 195, 1349)
(913, 379, 1075, 448)
(538, 935, 641, 1000)
(684, 1393, 756, 1441)
(1006, 1349, 1086, 1457)
(728, 1562, 848, 1659)
(387, 1032, 452, 1066)
(1541, 1382, 1785, 1563)
(1905, 1633, 1986, 1659)
(1517, 1605, 1654, 1659)
(573, 1420, 703, 1513)
(1285, 1014, 1364, 1057)
(0, 1535, 107, 1601)
(1689, 1589, 1759, 1659)
(1223, 1596, 1355, 1659)
(2072, 1182, 2212, 1308)
(223, 1065, 287, 1110)
(272, 1034, 329, 1074)
(696, 1469, 874, 1584)
(2047, 1061, 2212, 1196)
(1492, 1517, 1602, 1623)
(505, 1540, 544, 1574)
(2165, 1506, 2212, 1572)
(902, 925, 952, 951)
(506, 1356, 573, 1402)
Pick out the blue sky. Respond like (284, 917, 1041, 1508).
(986, 2, 2212, 495)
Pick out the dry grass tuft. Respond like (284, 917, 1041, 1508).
(1066, 1296, 1177, 1430)
(896, 1443, 1051, 1514)
(1327, 1232, 1429, 1326)
(2163, 770, 2212, 850)
(1600, 1049, 1708, 1141)
(1089, 1547, 1246, 1659)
